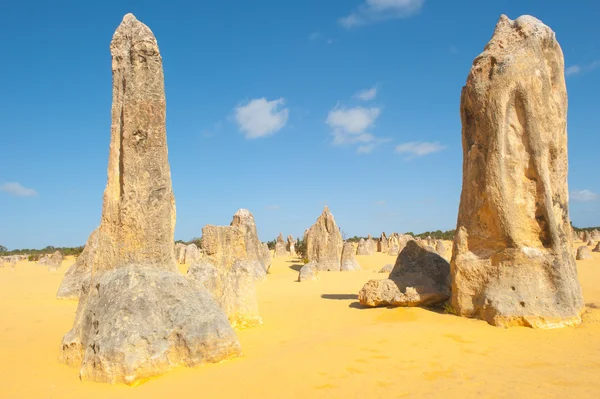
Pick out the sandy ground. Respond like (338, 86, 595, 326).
(1, 243, 600, 399)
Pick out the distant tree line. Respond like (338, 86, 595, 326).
(0, 245, 84, 261)
(571, 225, 600, 232)
(175, 237, 202, 249)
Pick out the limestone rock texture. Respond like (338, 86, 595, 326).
(451, 15, 584, 329)
(298, 262, 320, 282)
(201, 209, 269, 278)
(576, 246, 592, 260)
(387, 245, 399, 256)
(359, 241, 450, 307)
(341, 242, 361, 271)
(274, 233, 288, 258)
(435, 240, 446, 257)
(59, 14, 241, 385)
(591, 230, 600, 241)
(57, 228, 101, 300)
(287, 235, 297, 257)
(378, 232, 389, 253)
(39, 250, 64, 272)
(303, 206, 343, 271)
(583, 231, 592, 243)
(356, 238, 371, 256)
(184, 243, 201, 264)
(593, 242, 600, 253)
(187, 260, 262, 329)
(175, 242, 186, 264)
(188, 209, 267, 327)
(260, 243, 272, 274)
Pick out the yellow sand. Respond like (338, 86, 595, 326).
(1, 247, 600, 399)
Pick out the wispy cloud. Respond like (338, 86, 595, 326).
(353, 86, 377, 101)
(265, 205, 281, 211)
(339, 0, 424, 28)
(395, 141, 446, 159)
(234, 98, 289, 139)
(0, 182, 38, 197)
(375, 200, 386, 206)
(565, 61, 600, 77)
(326, 106, 390, 154)
(571, 190, 599, 202)
(309, 32, 320, 40)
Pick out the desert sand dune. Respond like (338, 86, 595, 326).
(1, 248, 600, 398)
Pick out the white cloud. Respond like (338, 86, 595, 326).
(353, 86, 377, 101)
(0, 182, 38, 197)
(395, 141, 446, 159)
(326, 106, 389, 153)
(339, 0, 424, 28)
(565, 61, 600, 77)
(571, 190, 599, 202)
(309, 32, 320, 40)
(566, 65, 582, 76)
(234, 98, 289, 139)
(326, 106, 380, 133)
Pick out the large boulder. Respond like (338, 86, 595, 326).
(303, 206, 343, 271)
(298, 262, 319, 282)
(59, 14, 240, 385)
(359, 241, 450, 307)
(576, 246, 592, 260)
(274, 233, 288, 258)
(187, 260, 262, 329)
(366, 235, 377, 254)
(583, 231, 592, 243)
(593, 242, 600, 253)
(341, 242, 361, 271)
(451, 15, 584, 329)
(378, 264, 394, 273)
(591, 230, 600, 241)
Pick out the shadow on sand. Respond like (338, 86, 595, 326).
(288, 264, 303, 272)
(321, 294, 358, 301)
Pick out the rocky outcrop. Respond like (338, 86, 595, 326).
(175, 242, 186, 264)
(303, 206, 343, 271)
(593, 242, 600, 253)
(201, 209, 269, 278)
(387, 245, 399, 256)
(591, 230, 600, 241)
(184, 243, 201, 264)
(583, 231, 592, 243)
(359, 241, 450, 307)
(341, 242, 361, 271)
(287, 235, 297, 257)
(59, 14, 241, 385)
(274, 233, 288, 258)
(356, 238, 371, 256)
(576, 246, 592, 260)
(187, 260, 261, 329)
(435, 240, 446, 257)
(39, 250, 64, 272)
(298, 262, 319, 282)
(451, 15, 584, 329)
(187, 209, 268, 327)
(378, 232, 389, 253)
(366, 235, 377, 254)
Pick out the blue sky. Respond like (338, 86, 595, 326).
(1, 0, 599, 249)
